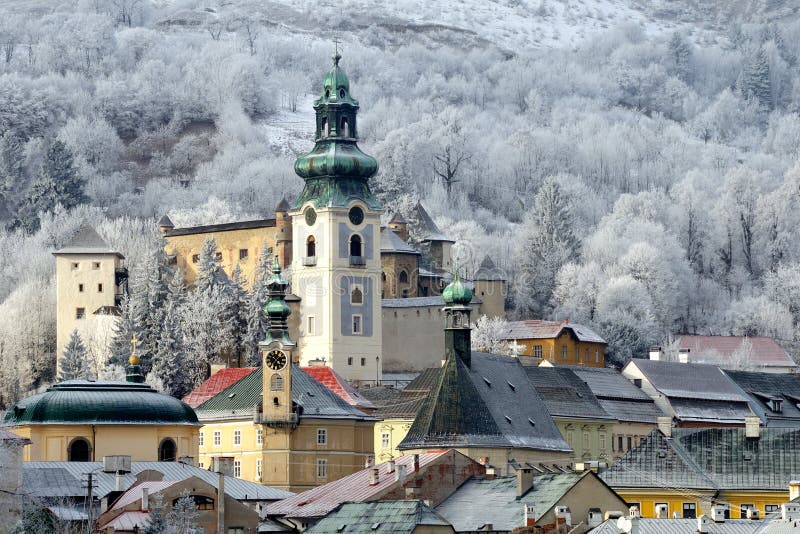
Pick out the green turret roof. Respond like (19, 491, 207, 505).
(443, 273, 473, 305)
(261, 255, 295, 348)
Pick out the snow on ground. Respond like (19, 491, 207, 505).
(260, 95, 317, 158)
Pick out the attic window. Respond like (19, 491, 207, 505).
(228, 393, 236, 398)
(504, 415, 512, 424)
(507, 381, 516, 391)
(743, 452, 753, 461)
(528, 418, 536, 427)
(769, 399, 783, 413)
(483, 377, 492, 387)
(337, 525, 346, 533)
(371, 523, 381, 530)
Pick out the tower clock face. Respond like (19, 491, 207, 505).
(304, 207, 317, 226)
(348, 206, 364, 226)
(265, 349, 288, 371)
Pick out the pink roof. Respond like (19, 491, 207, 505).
(301, 366, 376, 410)
(98, 511, 150, 531)
(112, 480, 181, 511)
(182, 367, 258, 408)
(677, 335, 797, 368)
(266, 452, 450, 519)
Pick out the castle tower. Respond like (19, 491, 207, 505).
(53, 225, 127, 373)
(274, 198, 293, 270)
(473, 255, 507, 319)
(291, 51, 383, 382)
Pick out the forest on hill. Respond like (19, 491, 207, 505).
(1, 0, 799, 402)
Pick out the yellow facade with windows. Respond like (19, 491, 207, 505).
(374, 417, 413, 462)
(614, 489, 791, 519)
(517, 336, 605, 367)
(555, 418, 612, 464)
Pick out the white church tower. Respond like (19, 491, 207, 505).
(290, 51, 383, 383)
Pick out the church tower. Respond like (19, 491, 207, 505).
(291, 51, 383, 383)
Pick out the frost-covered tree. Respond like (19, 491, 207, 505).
(743, 48, 772, 110)
(109, 293, 137, 367)
(60, 329, 91, 381)
(471, 315, 512, 355)
(181, 284, 234, 387)
(166, 489, 200, 534)
(196, 237, 226, 292)
(143, 492, 168, 534)
(243, 244, 271, 365)
(667, 32, 693, 82)
(150, 271, 189, 398)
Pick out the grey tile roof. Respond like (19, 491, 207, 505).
(436, 473, 596, 531)
(22, 461, 292, 501)
(398, 352, 571, 453)
(403, 368, 442, 395)
(53, 224, 122, 257)
(628, 360, 749, 402)
(725, 370, 800, 427)
(382, 295, 481, 308)
(413, 202, 453, 243)
(380, 227, 419, 255)
(524, 367, 615, 421)
(473, 256, 506, 281)
(164, 218, 275, 237)
(566, 366, 663, 423)
(357, 386, 425, 418)
(597, 399, 664, 424)
(305, 500, 452, 534)
(592, 518, 771, 534)
(601, 427, 800, 491)
(194, 366, 375, 421)
(669, 398, 754, 424)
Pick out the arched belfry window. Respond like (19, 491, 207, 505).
(307, 236, 316, 257)
(399, 270, 409, 284)
(341, 117, 350, 137)
(351, 286, 363, 304)
(321, 118, 328, 137)
(271, 373, 284, 391)
(159, 438, 177, 462)
(339, 88, 346, 99)
(350, 235, 362, 257)
(68, 437, 91, 462)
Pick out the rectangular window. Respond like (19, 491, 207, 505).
(628, 503, 641, 514)
(381, 432, 390, 449)
(533, 345, 542, 358)
(655, 503, 669, 518)
(583, 432, 590, 449)
(92, 262, 100, 270)
(627, 436, 632, 451)
(360, 357, 366, 366)
(307, 316, 315, 335)
(256, 459, 262, 479)
(561, 346, 567, 360)
(233, 429, 241, 445)
(740, 505, 754, 519)
(78, 283, 84, 292)
(215, 252, 222, 260)
(71, 262, 79, 270)
(317, 428, 327, 445)
(256, 428, 263, 445)
(348, 357, 353, 365)
(617, 435, 623, 452)
(192, 254, 199, 263)
(76, 307, 85, 319)
(683, 503, 696, 519)
(765, 505, 779, 513)
(213, 430, 221, 446)
(233, 459, 241, 478)
(199, 432, 204, 447)
(228, 528, 245, 534)
(239, 248, 248, 260)
(566, 431, 573, 447)
(352, 315, 362, 335)
(98, 283, 103, 292)
(316, 458, 328, 479)
(595, 350, 600, 363)
(599, 434, 606, 450)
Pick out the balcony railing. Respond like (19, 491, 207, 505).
(303, 256, 317, 266)
(349, 255, 366, 267)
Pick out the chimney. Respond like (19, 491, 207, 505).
(141, 487, 149, 511)
(630, 516, 640, 534)
(369, 468, 380, 486)
(485, 467, 496, 480)
(789, 480, 800, 501)
(649, 346, 662, 361)
(554, 505, 571, 527)
(563, 319, 568, 325)
(746, 508, 760, 520)
(657, 416, 673, 438)
(395, 464, 407, 484)
(710, 505, 726, 523)
(405, 487, 419, 500)
(388, 460, 396, 473)
(516, 468, 534, 497)
(629, 506, 641, 519)
(697, 514, 710, 533)
(678, 348, 690, 363)
(745, 416, 761, 439)
(217, 470, 225, 534)
(782, 503, 800, 521)
(365, 456, 375, 468)
(524, 504, 536, 527)
(413, 454, 419, 472)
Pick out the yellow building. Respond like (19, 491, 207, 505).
(359, 385, 427, 462)
(2, 356, 200, 462)
(192, 258, 376, 492)
(53, 224, 127, 372)
(601, 426, 798, 519)
(502, 319, 606, 367)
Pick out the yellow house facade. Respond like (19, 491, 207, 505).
(502, 320, 606, 367)
(612, 488, 791, 520)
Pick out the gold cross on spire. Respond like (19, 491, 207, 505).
(332, 36, 341, 66)
(129, 333, 140, 365)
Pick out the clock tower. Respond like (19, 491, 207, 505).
(260, 256, 296, 422)
(291, 51, 383, 382)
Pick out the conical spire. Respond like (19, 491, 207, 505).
(261, 256, 295, 348)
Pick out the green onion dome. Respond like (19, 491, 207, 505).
(442, 273, 473, 306)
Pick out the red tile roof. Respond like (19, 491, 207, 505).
(300, 366, 377, 411)
(677, 335, 797, 369)
(182, 367, 257, 408)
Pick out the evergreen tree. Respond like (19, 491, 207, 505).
(244, 244, 272, 366)
(196, 237, 226, 292)
(109, 293, 137, 366)
(143, 492, 168, 534)
(515, 177, 578, 316)
(229, 263, 249, 364)
(743, 48, 772, 110)
(667, 32, 693, 82)
(19, 141, 86, 232)
(150, 270, 189, 398)
(60, 329, 91, 381)
(139, 246, 171, 374)
(166, 489, 200, 534)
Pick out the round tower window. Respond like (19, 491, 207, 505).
(348, 206, 364, 226)
(305, 207, 317, 226)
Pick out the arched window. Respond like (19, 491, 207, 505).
(399, 270, 409, 284)
(351, 286, 363, 304)
(325, 89, 330, 99)
(306, 236, 316, 257)
(270, 373, 284, 391)
(321, 117, 328, 137)
(350, 235, 362, 257)
(341, 117, 349, 137)
(159, 438, 177, 462)
(339, 88, 345, 99)
(67, 437, 91, 462)
(381, 272, 386, 282)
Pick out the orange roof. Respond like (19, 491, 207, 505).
(182, 368, 257, 408)
(300, 366, 376, 410)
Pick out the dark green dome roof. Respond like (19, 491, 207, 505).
(294, 141, 378, 181)
(443, 273, 473, 305)
(2, 381, 200, 427)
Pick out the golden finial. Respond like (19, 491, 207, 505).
(129, 333, 140, 365)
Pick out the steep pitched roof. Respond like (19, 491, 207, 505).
(193, 366, 375, 421)
(305, 500, 452, 534)
(182, 367, 258, 408)
(398, 352, 571, 453)
(300, 366, 376, 411)
(676, 335, 797, 369)
(266, 451, 464, 519)
(53, 224, 122, 257)
(413, 202, 453, 243)
(501, 320, 606, 344)
(389, 212, 407, 224)
(566, 366, 663, 424)
(725, 370, 800, 426)
(524, 367, 615, 421)
(357, 386, 426, 419)
(627, 360, 749, 402)
(601, 427, 800, 491)
(379, 226, 420, 255)
(157, 214, 174, 228)
(111, 480, 180, 510)
(403, 368, 442, 395)
(473, 256, 506, 281)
